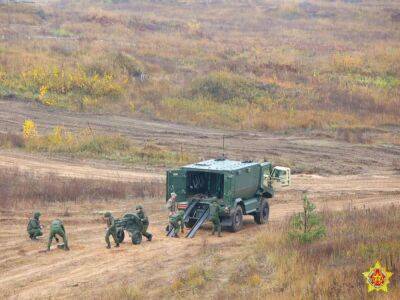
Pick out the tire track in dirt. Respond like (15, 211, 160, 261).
(1, 97, 400, 175)
(1, 169, 400, 299)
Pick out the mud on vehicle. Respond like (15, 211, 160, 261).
(166, 158, 290, 237)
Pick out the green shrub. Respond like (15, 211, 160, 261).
(190, 71, 265, 103)
(289, 194, 326, 243)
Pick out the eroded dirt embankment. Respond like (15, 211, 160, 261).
(1, 97, 400, 175)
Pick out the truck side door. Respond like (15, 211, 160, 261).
(166, 169, 186, 201)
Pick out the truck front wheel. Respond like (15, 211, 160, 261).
(230, 205, 243, 232)
(254, 199, 269, 224)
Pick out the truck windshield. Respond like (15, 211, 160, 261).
(186, 171, 224, 199)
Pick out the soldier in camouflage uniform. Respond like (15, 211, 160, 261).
(136, 205, 152, 241)
(47, 219, 69, 251)
(27, 211, 43, 240)
(166, 192, 177, 216)
(210, 199, 223, 237)
(169, 210, 184, 238)
(104, 212, 119, 248)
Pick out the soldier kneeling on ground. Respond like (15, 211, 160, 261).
(47, 219, 69, 251)
(168, 210, 184, 238)
(136, 205, 152, 241)
(104, 212, 119, 249)
(27, 211, 43, 240)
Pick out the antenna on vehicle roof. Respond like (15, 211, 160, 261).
(222, 135, 225, 158)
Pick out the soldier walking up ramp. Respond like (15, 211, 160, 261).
(186, 207, 210, 238)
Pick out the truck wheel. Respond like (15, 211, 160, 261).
(117, 229, 125, 243)
(230, 205, 243, 232)
(131, 231, 142, 245)
(254, 199, 269, 224)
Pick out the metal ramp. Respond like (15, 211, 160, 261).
(186, 207, 210, 238)
(166, 201, 198, 237)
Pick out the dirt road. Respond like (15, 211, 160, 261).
(1, 162, 400, 299)
(1, 97, 400, 175)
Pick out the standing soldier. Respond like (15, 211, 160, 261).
(27, 211, 43, 240)
(136, 205, 152, 241)
(169, 210, 184, 238)
(104, 212, 119, 249)
(47, 219, 69, 251)
(210, 199, 223, 237)
(166, 192, 177, 215)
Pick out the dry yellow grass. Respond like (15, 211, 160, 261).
(0, 0, 399, 130)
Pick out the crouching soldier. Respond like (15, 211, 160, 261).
(27, 211, 43, 240)
(136, 205, 152, 241)
(210, 199, 223, 237)
(47, 219, 69, 251)
(104, 212, 119, 249)
(169, 210, 184, 238)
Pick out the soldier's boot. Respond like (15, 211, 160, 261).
(55, 237, 60, 243)
(106, 243, 111, 249)
(115, 243, 120, 248)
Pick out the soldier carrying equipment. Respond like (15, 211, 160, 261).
(168, 210, 185, 238)
(136, 205, 152, 241)
(47, 219, 69, 251)
(104, 212, 119, 249)
(210, 199, 223, 237)
(27, 211, 43, 240)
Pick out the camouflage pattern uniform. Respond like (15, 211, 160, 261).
(169, 210, 184, 238)
(136, 205, 152, 241)
(47, 219, 69, 251)
(166, 193, 177, 216)
(27, 211, 43, 240)
(104, 212, 119, 248)
(210, 200, 222, 237)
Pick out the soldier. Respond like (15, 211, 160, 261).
(166, 192, 177, 216)
(136, 205, 152, 241)
(104, 212, 119, 249)
(47, 219, 69, 251)
(210, 199, 223, 237)
(169, 210, 184, 238)
(27, 211, 43, 240)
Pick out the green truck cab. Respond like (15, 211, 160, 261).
(166, 158, 290, 235)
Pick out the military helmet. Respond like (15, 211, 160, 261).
(34, 211, 41, 218)
(171, 192, 177, 198)
(136, 205, 143, 210)
(104, 211, 111, 217)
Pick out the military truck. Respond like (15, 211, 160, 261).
(115, 213, 144, 244)
(166, 158, 290, 237)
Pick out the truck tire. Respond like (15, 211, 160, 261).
(230, 205, 243, 232)
(117, 229, 125, 243)
(131, 231, 142, 245)
(254, 199, 269, 224)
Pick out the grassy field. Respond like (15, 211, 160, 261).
(106, 206, 400, 300)
(0, 121, 194, 167)
(0, 0, 399, 131)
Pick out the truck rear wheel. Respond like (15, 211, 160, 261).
(230, 205, 243, 232)
(117, 229, 125, 243)
(254, 199, 269, 224)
